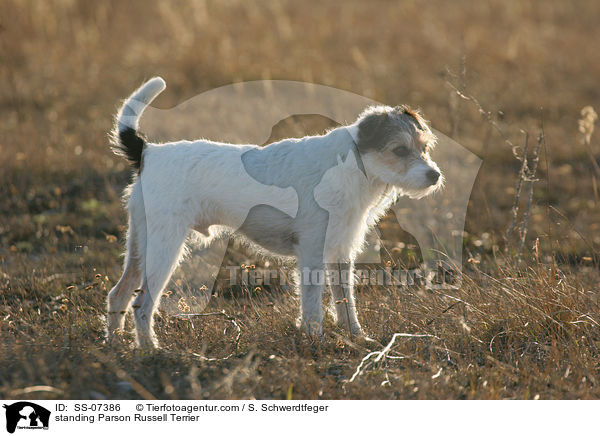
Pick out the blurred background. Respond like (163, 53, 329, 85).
(2, 0, 599, 261)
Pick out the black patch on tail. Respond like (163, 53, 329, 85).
(117, 127, 145, 171)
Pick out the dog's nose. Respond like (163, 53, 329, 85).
(426, 170, 440, 184)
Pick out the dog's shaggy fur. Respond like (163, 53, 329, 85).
(107, 77, 442, 348)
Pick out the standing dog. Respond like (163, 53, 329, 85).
(107, 77, 442, 348)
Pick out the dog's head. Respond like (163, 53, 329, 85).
(356, 105, 442, 198)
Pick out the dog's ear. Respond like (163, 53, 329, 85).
(357, 111, 391, 152)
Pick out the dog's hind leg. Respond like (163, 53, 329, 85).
(106, 227, 141, 340)
(132, 216, 189, 348)
(106, 186, 145, 341)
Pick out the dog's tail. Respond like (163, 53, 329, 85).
(111, 77, 166, 171)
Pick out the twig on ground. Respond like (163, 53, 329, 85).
(348, 333, 452, 383)
(9, 385, 64, 397)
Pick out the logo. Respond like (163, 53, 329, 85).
(3, 402, 50, 433)
(138, 81, 481, 314)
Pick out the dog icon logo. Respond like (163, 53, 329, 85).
(3, 402, 50, 433)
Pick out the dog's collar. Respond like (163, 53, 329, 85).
(346, 124, 360, 143)
(345, 125, 367, 177)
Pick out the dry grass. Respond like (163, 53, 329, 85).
(1, 0, 599, 399)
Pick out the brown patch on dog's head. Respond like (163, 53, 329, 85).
(356, 105, 435, 154)
(395, 105, 427, 130)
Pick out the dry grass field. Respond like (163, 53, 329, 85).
(1, 0, 599, 399)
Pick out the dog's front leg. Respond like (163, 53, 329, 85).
(328, 261, 363, 336)
(297, 251, 326, 337)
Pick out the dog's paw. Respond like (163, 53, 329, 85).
(136, 343, 160, 355)
(106, 327, 124, 345)
(135, 333, 160, 351)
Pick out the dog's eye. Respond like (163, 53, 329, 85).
(393, 145, 410, 157)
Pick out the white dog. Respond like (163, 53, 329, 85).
(106, 77, 442, 348)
